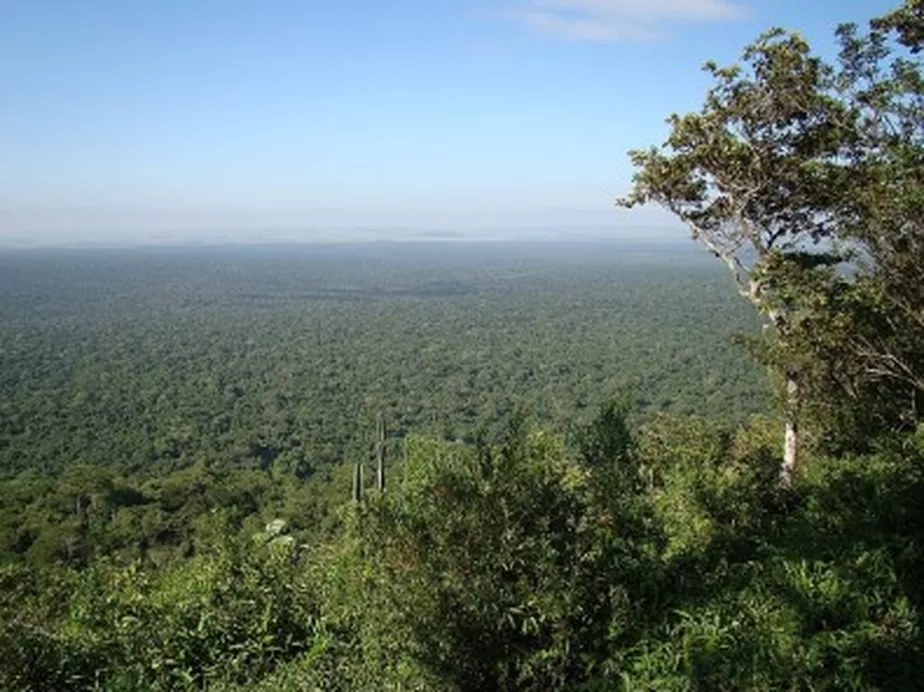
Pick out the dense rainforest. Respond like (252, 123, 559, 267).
(3, 1, 923, 689)
(0, 242, 766, 567)
(0, 241, 918, 691)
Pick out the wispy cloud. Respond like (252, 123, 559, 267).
(505, 0, 746, 42)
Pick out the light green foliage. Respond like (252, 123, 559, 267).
(605, 429, 924, 691)
(639, 415, 781, 557)
(315, 408, 659, 691)
(1, 535, 323, 691)
(2, 408, 924, 690)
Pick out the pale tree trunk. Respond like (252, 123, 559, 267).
(781, 374, 799, 488)
(375, 413, 387, 492)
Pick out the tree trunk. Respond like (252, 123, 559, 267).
(376, 412, 387, 492)
(781, 374, 799, 488)
(352, 461, 363, 503)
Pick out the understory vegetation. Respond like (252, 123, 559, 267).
(3, 411, 924, 690)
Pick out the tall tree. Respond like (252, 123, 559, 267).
(620, 1, 923, 484)
(619, 30, 852, 485)
(830, 0, 924, 431)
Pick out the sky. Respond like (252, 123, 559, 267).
(0, 0, 899, 246)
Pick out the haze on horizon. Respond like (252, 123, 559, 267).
(0, 0, 891, 247)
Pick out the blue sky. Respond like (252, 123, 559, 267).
(0, 0, 897, 244)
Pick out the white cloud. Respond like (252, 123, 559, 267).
(506, 0, 746, 41)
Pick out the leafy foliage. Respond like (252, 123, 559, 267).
(0, 242, 765, 567)
(620, 0, 924, 479)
